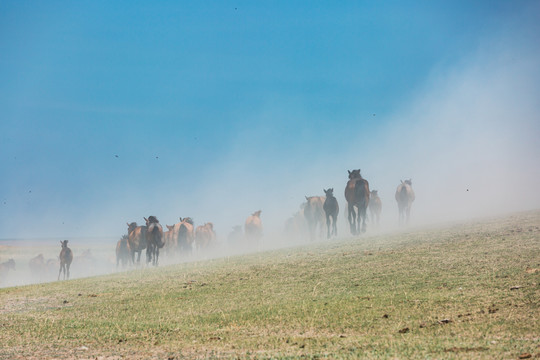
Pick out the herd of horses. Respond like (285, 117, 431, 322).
(289, 170, 415, 241)
(0, 169, 415, 284)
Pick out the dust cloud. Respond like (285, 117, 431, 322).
(2, 8, 539, 288)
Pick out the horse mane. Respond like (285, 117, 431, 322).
(183, 217, 194, 225)
(147, 216, 159, 224)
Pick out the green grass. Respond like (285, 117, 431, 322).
(1, 211, 539, 359)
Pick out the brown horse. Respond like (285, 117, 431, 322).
(127, 222, 147, 264)
(145, 216, 164, 266)
(116, 234, 131, 268)
(163, 224, 176, 255)
(369, 190, 382, 226)
(395, 179, 415, 225)
(195, 222, 216, 250)
(245, 210, 263, 242)
(58, 240, 73, 280)
(344, 169, 370, 234)
(284, 207, 308, 241)
(304, 196, 326, 241)
(323, 188, 339, 239)
(174, 217, 195, 255)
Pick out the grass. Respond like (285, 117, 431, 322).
(0, 211, 539, 359)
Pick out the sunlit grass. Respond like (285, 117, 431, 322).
(1, 211, 539, 359)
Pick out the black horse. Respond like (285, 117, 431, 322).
(145, 216, 164, 266)
(323, 188, 339, 238)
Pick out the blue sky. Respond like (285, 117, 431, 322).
(1, 1, 539, 239)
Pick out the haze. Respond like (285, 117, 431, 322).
(1, 2, 539, 256)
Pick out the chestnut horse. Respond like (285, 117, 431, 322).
(304, 196, 326, 241)
(58, 240, 73, 280)
(116, 235, 131, 268)
(395, 179, 415, 225)
(174, 217, 195, 255)
(245, 210, 263, 243)
(195, 222, 216, 250)
(344, 169, 370, 235)
(127, 222, 147, 265)
(323, 188, 339, 238)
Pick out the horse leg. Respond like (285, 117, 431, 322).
(361, 206, 367, 233)
(333, 214, 338, 236)
(66, 264, 70, 280)
(326, 215, 331, 239)
(348, 203, 357, 235)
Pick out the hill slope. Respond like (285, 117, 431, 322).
(1, 211, 539, 359)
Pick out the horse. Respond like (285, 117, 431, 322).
(284, 207, 308, 241)
(304, 196, 326, 241)
(245, 210, 263, 243)
(195, 222, 216, 251)
(145, 216, 164, 266)
(163, 224, 176, 256)
(369, 190, 382, 226)
(174, 217, 195, 255)
(227, 225, 243, 245)
(116, 234, 132, 268)
(127, 222, 147, 265)
(29, 254, 45, 278)
(0, 259, 16, 284)
(395, 179, 415, 225)
(323, 188, 339, 238)
(58, 240, 73, 280)
(344, 169, 370, 234)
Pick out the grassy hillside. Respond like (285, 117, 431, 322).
(1, 211, 539, 359)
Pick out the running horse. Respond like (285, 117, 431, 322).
(344, 169, 370, 235)
(145, 216, 164, 266)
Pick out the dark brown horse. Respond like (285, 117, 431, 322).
(344, 169, 370, 235)
(145, 216, 164, 266)
(127, 222, 147, 264)
(323, 188, 339, 239)
(116, 234, 131, 268)
(395, 179, 415, 225)
(369, 190, 382, 226)
(58, 240, 73, 280)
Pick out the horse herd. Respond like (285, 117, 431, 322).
(288, 170, 415, 241)
(0, 169, 415, 284)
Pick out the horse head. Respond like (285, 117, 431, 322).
(348, 169, 361, 179)
(324, 188, 334, 198)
